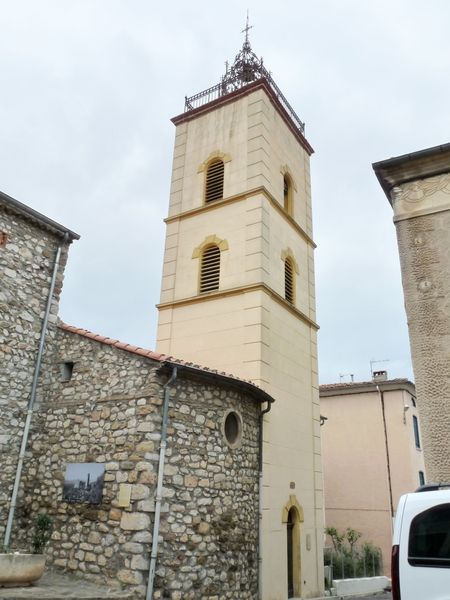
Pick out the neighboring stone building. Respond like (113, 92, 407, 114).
(156, 34, 323, 600)
(373, 143, 450, 482)
(1, 191, 273, 599)
(0, 190, 79, 543)
(320, 373, 425, 575)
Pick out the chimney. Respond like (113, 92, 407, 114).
(373, 370, 388, 382)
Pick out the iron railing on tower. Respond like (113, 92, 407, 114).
(183, 39, 306, 137)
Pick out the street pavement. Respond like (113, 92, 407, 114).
(0, 569, 133, 600)
(347, 594, 391, 600)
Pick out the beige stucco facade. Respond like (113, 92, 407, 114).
(373, 144, 450, 482)
(156, 80, 323, 598)
(320, 378, 425, 575)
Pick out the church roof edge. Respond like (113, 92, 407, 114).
(59, 322, 275, 406)
(0, 190, 79, 241)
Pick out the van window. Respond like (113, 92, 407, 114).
(409, 503, 450, 567)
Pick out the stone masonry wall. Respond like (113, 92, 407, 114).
(15, 328, 260, 599)
(0, 205, 70, 542)
(396, 207, 450, 481)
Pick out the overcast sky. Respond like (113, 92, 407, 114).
(2, 1, 449, 384)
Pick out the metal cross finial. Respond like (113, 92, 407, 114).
(241, 10, 253, 45)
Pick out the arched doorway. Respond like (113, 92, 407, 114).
(282, 495, 304, 598)
(287, 508, 295, 596)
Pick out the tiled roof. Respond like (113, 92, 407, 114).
(58, 323, 274, 404)
(60, 323, 169, 361)
(319, 378, 410, 391)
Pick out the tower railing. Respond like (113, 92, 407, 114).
(184, 64, 305, 136)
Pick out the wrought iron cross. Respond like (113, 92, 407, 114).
(241, 11, 253, 44)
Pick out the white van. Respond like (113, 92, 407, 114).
(392, 485, 450, 600)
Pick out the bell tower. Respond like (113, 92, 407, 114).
(156, 30, 324, 599)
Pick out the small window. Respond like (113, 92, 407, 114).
(419, 471, 425, 486)
(61, 361, 74, 382)
(200, 245, 220, 293)
(408, 503, 450, 567)
(223, 410, 242, 448)
(283, 175, 293, 215)
(205, 159, 224, 203)
(285, 258, 295, 304)
(0, 232, 7, 247)
(413, 415, 421, 449)
(411, 396, 417, 407)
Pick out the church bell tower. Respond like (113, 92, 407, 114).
(156, 28, 324, 599)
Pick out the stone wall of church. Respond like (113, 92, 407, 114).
(0, 205, 69, 541)
(395, 198, 450, 481)
(14, 328, 260, 599)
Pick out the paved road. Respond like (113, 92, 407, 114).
(348, 594, 391, 600)
(0, 569, 133, 600)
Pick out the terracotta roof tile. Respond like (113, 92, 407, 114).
(319, 378, 412, 391)
(59, 323, 169, 362)
(58, 322, 265, 393)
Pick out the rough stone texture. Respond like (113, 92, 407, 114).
(12, 328, 260, 599)
(396, 206, 450, 480)
(1, 197, 261, 599)
(0, 203, 70, 541)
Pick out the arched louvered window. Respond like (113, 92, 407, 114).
(284, 175, 293, 215)
(205, 160, 224, 203)
(200, 245, 221, 293)
(285, 258, 295, 304)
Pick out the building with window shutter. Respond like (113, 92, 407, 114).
(320, 374, 425, 575)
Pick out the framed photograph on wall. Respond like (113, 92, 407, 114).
(62, 463, 105, 504)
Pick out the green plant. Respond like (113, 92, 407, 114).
(324, 527, 383, 579)
(31, 514, 53, 554)
(345, 527, 362, 553)
(325, 526, 345, 552)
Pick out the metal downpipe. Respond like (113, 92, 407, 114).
(146, 366, 178, 600)
(258, 399, 273, 600)
(3, 234, 67, 549)
(377, 384, 394, 533)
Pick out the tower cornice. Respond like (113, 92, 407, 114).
(164, 185, 316, 248)
(156, 282, 319, 331)
(172, 79, 314, 156)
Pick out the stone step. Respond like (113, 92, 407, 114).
(0, 571, 135, 600)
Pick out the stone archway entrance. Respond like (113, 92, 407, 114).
(282, 495, 304, 598)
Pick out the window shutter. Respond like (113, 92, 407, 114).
(205, 160, 224, 203)
(200, 245, 221, 292)
(285, 258, 294, 304)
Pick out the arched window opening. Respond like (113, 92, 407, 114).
(284, 175, 293, 215)
(205, 159, 224, 203)
(285, 258, 295, 304)
(200, 245, 221, 293)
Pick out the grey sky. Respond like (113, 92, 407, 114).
(64, 463, 104, 483)
(2, 1, 449, 384)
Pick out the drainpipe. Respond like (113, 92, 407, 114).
(146, 365, 178, 600)
(4, 234, 68, 549)
(258, 399, 273, 600)
(376, 385, 394, 533)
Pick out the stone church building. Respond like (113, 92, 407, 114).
(1, 35, 324, 600)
